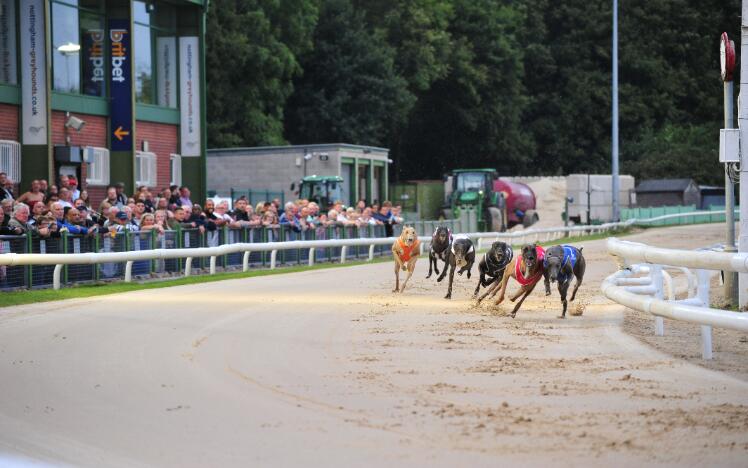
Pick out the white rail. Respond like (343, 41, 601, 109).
(0, 209, 737, 291)
(603, 237, 748, 360)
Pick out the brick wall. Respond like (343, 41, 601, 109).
(135, 120, 178, 192)
(51, 111, 108, 205)
(0, 103, 19, 141)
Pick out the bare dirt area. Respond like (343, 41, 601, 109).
(0, 223, 747, 467)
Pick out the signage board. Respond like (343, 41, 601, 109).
(109, 19, 132, 151)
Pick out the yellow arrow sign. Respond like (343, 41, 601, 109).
(113, 126, 130, 141)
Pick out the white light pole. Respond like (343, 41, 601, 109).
(721, 32, 738, 305)
(739, 0, 748, 308)
(611, 0, 620, 221)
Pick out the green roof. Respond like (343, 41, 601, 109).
(453, 169, 496, 173)
(302, 175, 344, 182)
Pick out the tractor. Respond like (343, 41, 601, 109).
(442, 169, 538, 232)
(295, 175, 344, 208)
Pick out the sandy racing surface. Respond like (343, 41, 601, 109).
(1, 224, 747, 467)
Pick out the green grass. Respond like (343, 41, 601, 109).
(0, 227, 634, 308)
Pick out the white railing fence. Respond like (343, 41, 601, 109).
(603, 238, 748, 360)
(0, 209, 737, 292)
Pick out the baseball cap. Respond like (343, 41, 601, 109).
(68, 176, 78, 186)
(116, 211, 128, 220)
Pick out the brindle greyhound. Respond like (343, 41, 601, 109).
(543, 245, 585, 318)
(473, 241, 513, 297)
(426, 226, 452, 279)
(476, 243, 545, 318)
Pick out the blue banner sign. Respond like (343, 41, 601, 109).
(109, 19, 132, 151)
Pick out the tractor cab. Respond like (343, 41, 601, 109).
(298, 175, 344, 208)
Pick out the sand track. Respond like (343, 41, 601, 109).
(0, 223, 747, 467)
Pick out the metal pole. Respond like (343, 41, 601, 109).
(724, 79, 738, 305)
(738, 0, 748, 309)
(611, 0, 620, 222)
(587, 173, 591, 225)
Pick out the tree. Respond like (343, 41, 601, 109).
(284, 0, 414, 146)
(206, 0, 318, 148)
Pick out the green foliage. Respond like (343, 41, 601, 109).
(206, 0, 741, 185)
(206, 0, 318, 148)
(284, 0, 414, 146)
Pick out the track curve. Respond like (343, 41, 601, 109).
(1, 223, 747, 467)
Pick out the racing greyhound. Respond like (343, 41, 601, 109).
(437, 235, 475, 299)
(473, 241, 513, 297)
(426, 226, 452, 279)
(543, 245, 586, 318)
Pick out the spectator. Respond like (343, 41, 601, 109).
(204, 199, 224, 231)
(155, 197, 170, 213)
(154, 210, 169, 230)
(1, 199, 13, 220)
(7, 203, 32, 234)
(39, 179, 49, 194)
(187, 205, 207, 232)
(261, 211, 278, 228)
(29, 200, 47, 226)
(138, 213, 164, 235)
(46, 184, 59, 201)
(79, 190, 90, 208)
(0, 204, 10, 235)
(279, 205, 301, 232)
(58, 174, 69, 191)
(356, 199, 366, 211)
(231, 198, 252, 228)
(115, 182, 127, 205)
(16, 180, 45, 211)
(106, 210, 131, 234)
(35, 214, 58, 238)
(61, 208, 96, 235)
(167, 207, 194, 230)
(68, 176, 81, 200)
(214, 200, 234, 226)
(50, 202, 66, 229)
(178, 186, 192, 207)
(97, 201, 112, 227)
(58, 187, 73, 208)
(132, 200, 147, 227)
(0, 172, 13, 201)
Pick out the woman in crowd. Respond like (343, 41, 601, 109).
(138, 213, 165, 235)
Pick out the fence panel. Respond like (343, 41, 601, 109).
(0, 235, 28, 289)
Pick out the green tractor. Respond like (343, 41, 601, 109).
(442, 169, 538, 232)
(296, 175, 344, 208)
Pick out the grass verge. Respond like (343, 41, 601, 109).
(0, 227, 633, 309)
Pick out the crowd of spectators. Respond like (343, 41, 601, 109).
(0, 172, 404, 241)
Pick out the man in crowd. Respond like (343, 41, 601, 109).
(178, 186, 192, 207)
(16, 180, 45, 211)
(0, 172, 13, 201)
(115, 182, 128, 205)
(7, 203, 32, 234)
(68, 176, 81, 200)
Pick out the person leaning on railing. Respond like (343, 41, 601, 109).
(168, 206, 199, 231)
(6, 202, 32, 235)
(60, 207, 97, 236)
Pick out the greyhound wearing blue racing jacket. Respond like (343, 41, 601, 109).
(543, 245, 586, 318)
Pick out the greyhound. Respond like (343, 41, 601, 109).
(543, 245, 586, 318)
(437, 235, 475, 299)
(473, 241, 513, 297)
(426, 226, 452, 279)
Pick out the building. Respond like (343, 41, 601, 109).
(0, 0, 207, 207)
(635, 178, 700, 208)
(565, 174, 636, 223)
(207, 144, 391, 206)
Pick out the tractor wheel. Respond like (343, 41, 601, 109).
(488, 207, 504, 232)
(523, 210, 539, 228)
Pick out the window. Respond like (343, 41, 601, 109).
(85, 147, 109, 186)
(0, 140, 21, 184)
(0, 0, 17, 85)
(135, 151, 157, 187)
(51, 1, 105, 96)
(169, 153, 182, 186)
(134, 1, 178, 107)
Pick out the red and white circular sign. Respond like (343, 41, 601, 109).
(721, 32, 735, 82)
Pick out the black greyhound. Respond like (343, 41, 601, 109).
(473, 241, 513, 297)
(543, 245, 586, 318)
(426, 226, 452, 279)
(437, 236, 476, 299)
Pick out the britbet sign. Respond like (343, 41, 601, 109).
(109, 19, 132, 151)
(179, 36, 201, 156)
(82, 29, 104, 96)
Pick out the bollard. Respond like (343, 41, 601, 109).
(185, 257, 193, 277)
(53, 264, 63, 290)
(242, 251, 250, 272)
(341, 246, 347, 264)
(270, 250, 277, 269)
(701, 325, 713, 360)
(308, 248, 315, 267)
(209, 256, 216, 275)
(125, 261, 133, 283)
(368, 244, 375, 261)
(477, 238, 482, 250)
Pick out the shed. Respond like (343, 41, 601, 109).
(207, 144, 391, 206)
(635, 179, 700, 208)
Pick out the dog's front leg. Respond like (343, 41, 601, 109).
(445, 264, 456, 299)
(393, 263, 400, 293)
(493, 274, 511, 305)
(473, 271, 486, 297)
(436, 258, 449, 283)
(543, 270, 551, 296)
(400, 261, 416, 292)
(511, 282, 537, 318)
(569, 277, 582, 302)
(476, 279, 497, 303)
(426, 251, 434, 278)
(558, 281, 569, 318)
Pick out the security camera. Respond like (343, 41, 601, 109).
(303, 152, 313, 161)
(64, 115, 86, 132)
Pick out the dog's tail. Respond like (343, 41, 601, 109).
(579, 247, 583, 252)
